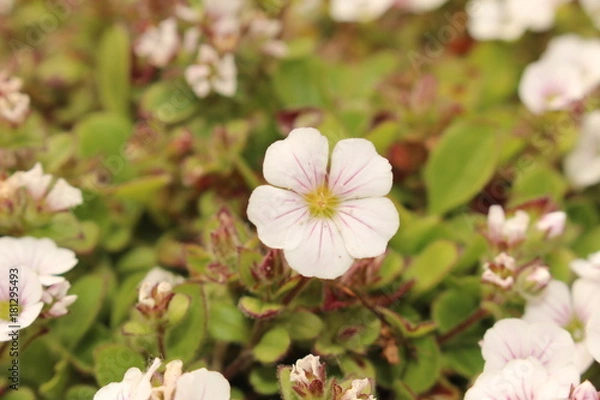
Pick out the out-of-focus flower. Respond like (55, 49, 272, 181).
(290, 354, 326, 397)
(248, 14, 287, 57)
(518, 61, 586, 115)
(564, 112, 600, 189)
(0, 266, 44, 341)
(524, 279, 600, 372)
(185, 45, 237, 98)
(41, 280, 77, 317)
(161, 360, 182, 400)
(135, 18, 180, 68)
(174, 367, 230, 400)
(0, 72, 30, 124)
(482, 252, 516, 290)
(486, 205, 530, 247)
(340, 378, 376, 400)
(247, 128, 399, 279)
(137, 267, 184, 310)
(329, 0, 395, 22)
(93, 358, 161, 400)
(403, 0, 449, 13)
(581, 0, 600, 29)
(570, 381, 600, 400)
(571, 251, 600, 282)
(0, 236, 78, 286)
(7, 163, 83, 211)
(0, 0, 14, 15)
(518, 264, 552, 296)
(536, 211, 567, 238)
(465, 357, 574, 400)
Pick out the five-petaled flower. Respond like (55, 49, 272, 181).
(247, 128, 400, 279)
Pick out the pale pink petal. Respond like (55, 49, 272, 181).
(586, 312, 600, 363)
(574, 341, 595, 373)
(263, 128, 329, 194)
(334, 197, 399, 258)
(524, 280, 573, 327)
(7, 163, 52, 200)
(246, 185, 309, 250)
(174, 368, 230, 400)
(328, 138, 393, 199)
(45, 178, 83, 211)
(571, 380, 599, 400)
(283, 218, 354, 279)
(573, 279, 600, 323)
(487, 205, 505, 241)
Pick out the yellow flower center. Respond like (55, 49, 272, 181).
(0, 300, 19, 322)
(566, 317, 585, 343)
(304, 185, 339, 218)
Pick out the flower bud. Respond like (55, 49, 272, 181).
(481, 252, 516, 290)
(536, 211, 567, 238)
(290, 354, 326, 398)
(518, 264, 552, 296)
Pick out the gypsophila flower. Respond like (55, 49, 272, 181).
(290, 354, 326, 397)
(571, 251, 600, 282)
(329, 0, 395, 22)
(403, 0, 450, 13)
(524, 279, 600, 372)
(185, 44, 237, 98)
(518, 264, 552, 296)
(247, 128, 399, 279)
(137, 267, 184, 310)
(536, 211, 567, 238)
(585, 309, 600, 364)
(0, 71, 30, 124)
(570, 381, 600, 400)
(41, 280, 77, 317)
(94, 358, 161, 400)
(481, 252, 516, 290)
(0, 266, 44, 341)
(0, 236, 78, 286)
(340, 378, 376, 400)
(564, 112, 600, 189)
(174, 367, 230, 400)
(135, 18, 180, 68)
(486, 205, 529, 247)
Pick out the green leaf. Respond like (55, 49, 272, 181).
(93, 344, 145, 386)
(165, 283, 207, 362)
(75, 112, 132, 159)
(111, 272, 146, 327)
(39, 360, 70, 399)
(431, 289, 479, 335)
(273, 58, 327, 108)
(51, 271, 111, 349)
(42, 133, 75, 171)
(443, 346, 484, 379)
(65, 385, 97, 400)
(249, 366, 280, 395)
(282, 310, 324, 341)
(510, 163, 567, 205)
(98, 24, 131, 116)
(403, 240, 459, 295)
(402, 336, 441, 394)
(4, 388, 37, 400)
(425, 120, 501, 214)
(277, 366, 299, 400)
(108, 174, 172, 203)
(253, 326, 291, 364)
(208, 302, 251, 344)
(140, 81, 199, 124)
(378, 308, 437, 338)
(238, 296, 284, 319)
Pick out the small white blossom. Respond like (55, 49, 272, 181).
(329, 0, 395, 22)
(174, 367, 230, 400)
(185, 45, 237, 98)
(524, 279, 600, 372)
(564, 112, 600, 189)
(94, 358, 161, 400)
(247, 128, 399, 279)
(571, 251, 600, 282)
(403, 0, 449, 13)
(0, 266, 44, 341)
(135, 18, 180, 68)
(0, 236, 78, 286)
(570, 381, 600, 400)
(486, 205, 530, 246)
(481, 252, 516, 290)
(536, 211, 567, 238)
(519, 264, 552, 295)
(0, 72, 30, 124)
(341, 378, 376, 400)
(42, 280, 77, 317)
(138, 267, 184, 309)
(290, 354, 324, 385)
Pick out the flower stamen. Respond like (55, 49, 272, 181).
(304, 185, 339, 218)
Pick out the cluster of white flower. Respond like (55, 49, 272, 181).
(247, 128, 400, 280)
(134, 0, 285, 99)
(0, 163, 83, 212)
(0, 237, 78, 340)
(94, 358, 230, 400)
(519, 35, 600, 115)
(0, 71, 30, 125)
(136, 267, 184, 313)
(564, 111, 600, 189)
(328, 0, 450, 22)
(467, 0, 570, 41)
(465, 318, 599, 399)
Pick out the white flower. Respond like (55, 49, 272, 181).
(0, 236, 78, 286)
(524, 279, 600, 372)
(247, 128, 399, 279)
(0, 266, 44, 341)
(203, 0, 244, 18)
(519, 264, 552, 295)
(174, 368, 230, 400)
(543, 35, 600, 93)
(341, 378, 376, 400)
(581, 0, 600, 29)
(329, 0, 394, 22)
(135, 18, 180, 68)
(290, 354, 324, 385)
(564, 112, 600, 189)
(41, 280, 77, 317)
(586, 312, 600, 364)
(571, 251, 600, 282)
(518, 60, 586, 115)
(480, 318, 579, 386)
(94, 358, 161, 400)
(536, 211, 567, 238)
(138, 267, 184, 308)
(403, 0, 449, 13)
(487, 205, 530, 246)
(481, 252, 516, 290)
(0, 92, 30, 124)
(185, 45, 237, 98)
(7, 163, 83, 211)
(161, 360, 183, 400)
(465, 357, 576, 400)
(570, 381, 600, 400)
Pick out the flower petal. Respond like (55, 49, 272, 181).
(283, 218, 354, 279)
(246, 185, 309, 249)
(523, 280, 573, 327)
(328, 138, 393, 199)
(263, 128, 328, 194)
(573, 279, 600, 323)
(334, 197, 399, 259)
(175, 368, 231, 400)
(586, 312, 600, 364)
